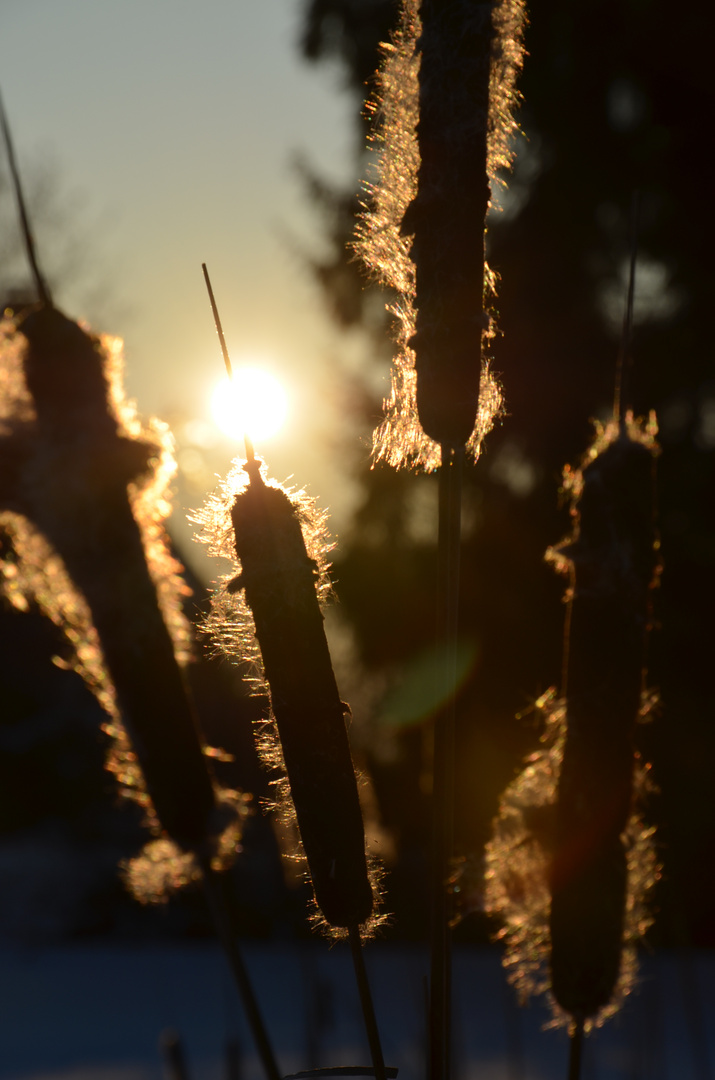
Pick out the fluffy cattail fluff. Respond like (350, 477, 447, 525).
(197, 457, 381, 936)
(485, 413, 660, 1030)
(0, 310, 244, 897)
(355, 0, 525, 468)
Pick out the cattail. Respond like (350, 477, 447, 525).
(485, 413, 660, 1031)
(0, 96, 241, 890)
(0, 307, 281, 1080)
(0, 310, 244, 882)
(547, 415, 660, 1021)
(355, 0, 524, 468)
(198, 457, 378, 934)
(355, 12, 524, 1074)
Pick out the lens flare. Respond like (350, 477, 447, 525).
(211, 368, 288, 444)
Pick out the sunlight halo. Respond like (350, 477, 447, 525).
(210, 367, 288, 444)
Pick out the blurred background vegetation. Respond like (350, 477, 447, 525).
(1, 0, 713, 949)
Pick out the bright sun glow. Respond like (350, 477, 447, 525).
(210, 368, 288, 444)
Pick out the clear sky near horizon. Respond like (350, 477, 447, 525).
(0, 0, 373, 581)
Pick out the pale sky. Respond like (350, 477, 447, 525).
(1, 0, 376, 580)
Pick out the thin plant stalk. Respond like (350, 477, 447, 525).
(0, 91, 51, 307)
(567, 1019, 584, 1080)
(430, 445, 463, 1080)
(613, 192, 640, 428)
(201, 262, 255, 464)
(201, 860, 282, 1080)
(225, 1038, 242, 1080)
(159, 1030, 192, 1080)
(349, 926, 388, 1080)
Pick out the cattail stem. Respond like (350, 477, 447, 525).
(349, 926, 387, 1080)
(201, 861, 282, 1080)
(429, 445, 463, 1080)
(613, 193, 640, 427)
(200, 263, 255, 465)
(225, 1038, 242, 1080)
(567, 1018, 584, 1080)
(159, 1030, 192, 1080)
(0, 91, 52, 307)
(202, 263, 234, 381)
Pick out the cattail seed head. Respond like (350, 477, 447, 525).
(355, 0, 525, 468)
(485, 692, 658, 1030)
(547, 415, 659, 1021)
(197, 459, 380, 934)
(0, 100, 240, 892)
(486, 414, 660, 1030)
(404, 0, 496, 448)
(0, 310, 242, 892)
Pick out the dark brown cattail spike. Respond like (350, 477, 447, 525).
(230, 466, 374, 929)
(228, 467, 385, 1079)
(402, 1, 494, 449)
(548, 414, 658, 1022)
(0, 90, 52, 308)
(16, 306, 218, 850)
(356, 0, 524, 470)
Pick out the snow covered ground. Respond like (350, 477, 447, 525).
(0, 944, 712, 1080)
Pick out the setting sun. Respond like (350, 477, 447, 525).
(210, 367, 288, 444)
